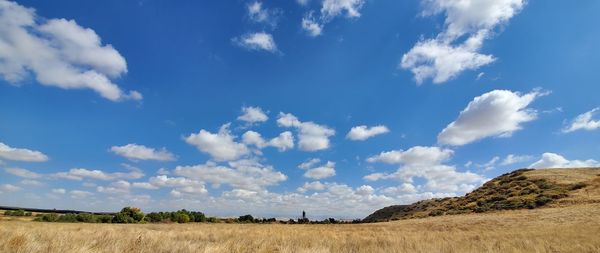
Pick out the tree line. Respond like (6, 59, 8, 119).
(28, 207, 361, 224)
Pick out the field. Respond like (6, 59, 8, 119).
(2, 203, 600, 253)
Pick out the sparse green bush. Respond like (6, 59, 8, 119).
(4, 210, 30, 216)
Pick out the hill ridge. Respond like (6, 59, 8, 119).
(363, 167, 600, 222)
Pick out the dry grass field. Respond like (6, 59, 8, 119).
(1, 203, 599, 253)
(2, 168, 599, 253)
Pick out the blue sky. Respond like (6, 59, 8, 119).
(0, 0, 599, 219)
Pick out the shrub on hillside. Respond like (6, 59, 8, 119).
(4, 210, 32, 216)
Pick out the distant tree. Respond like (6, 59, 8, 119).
(113, 207, 144, 223)
(238, 214, 254, 223)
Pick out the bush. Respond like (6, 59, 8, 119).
(4, 210, 28, 216)
(172, 213, 190, 223)
(112, 207, 144, 223)
(238, 214, 254, 223)
(112, 213, 136, 223)
(34, 213, 59, 222)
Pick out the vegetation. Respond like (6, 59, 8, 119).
(364, 168, 599, 222)
(2, 203, 600, 253)
(4, 210, 32, 217)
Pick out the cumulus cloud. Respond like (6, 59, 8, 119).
(562, 108, 600, 133)
(20, 179, 43, 186)
(382, 183, 418, 195)
(237, 106, 269, 124)
(185, 124, 250, 161)
(52, 188, 66, 194)
(70, 190, 93, 199)
(277, 112, 335, 152)
(297, 181, 326, 193)
(366, 146, 486, 194)
(54, 166, 144, 181)
(438, 89, 544, 146)
(298, 158, 321, 169)
(304, 161, 336, 180)
(147, 175, 207, 195)
(242, 131, 294, 151)
(0, 184, 21, 192)
(233, 32, 278, 53)
(4, 167, 41, 179)
(0, 1, 141, 101)
(321, 0, 365, 19)
(401, 0, 525, 84)
(0, 142, 48, 162)
(301, 12, 323, 37)
(367, 146, 454, 166)
(299, 0, 365, 37)
(131, 182, 159, 190)
(501, 154, 533, 166)
(247, 1, 282, 28)
(401, 32, 495, 84)
(529, 153, 600, 169)
(110, 144, 176, 161)
(97, 180, 131, 194)
(346, 125, 390, 141)
(173, 159, 287, 191)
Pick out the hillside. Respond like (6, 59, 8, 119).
(363, 168, 600, 222)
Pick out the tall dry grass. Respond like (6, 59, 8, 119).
(1, 203, 599, 253)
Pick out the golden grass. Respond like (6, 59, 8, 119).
(1, 203, 599, 253)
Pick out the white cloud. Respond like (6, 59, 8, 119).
(277, 112, 335, 152)
(69, 190, 93, 199)
(355, 185, 374, 195)
(110, 144, 176, 161)
(0, 1, 140, 101)
(401, 0, 525, 83)
(54, 166, 144, 181)
(298, 158, 321, 169)
(401, 33, 495, 84)
(4, 167, 41, 179)
(479, 156, 499, 171)
(247, 1, 282, 28)
(367, 146, 454, 166)
(267, 131, 295, 151)
(0, 184, 21, 192)
(233, 32, 278, 53)
(346, 125, 390, 141)
(131, 182, 159, 190)
(438, 89, 544, 146)
(237, 106, 269, 123)
(173, 159, 287, 191)
(296, 181, 326, 193)
(52, 188, 66, 194)
(303, 161, 336, 180)
(562, 108, 600, 133)
(321, 0, 365, 19)
(529, 153, 600, 169)
(97, 180, 131, 194)
(301, 12, 323, 37)
(242, 130, 294, 151)
(0, 142, 48, 162)
(298, 0, 365, 38)
(366, 145, 486, 194)
(20, 179, 43, 186)
(382, 183, 418, 195)
(185, 123, 250, 161)
(501, 154, 533, 166)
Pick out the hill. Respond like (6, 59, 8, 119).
(363, 167, 600, 222)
